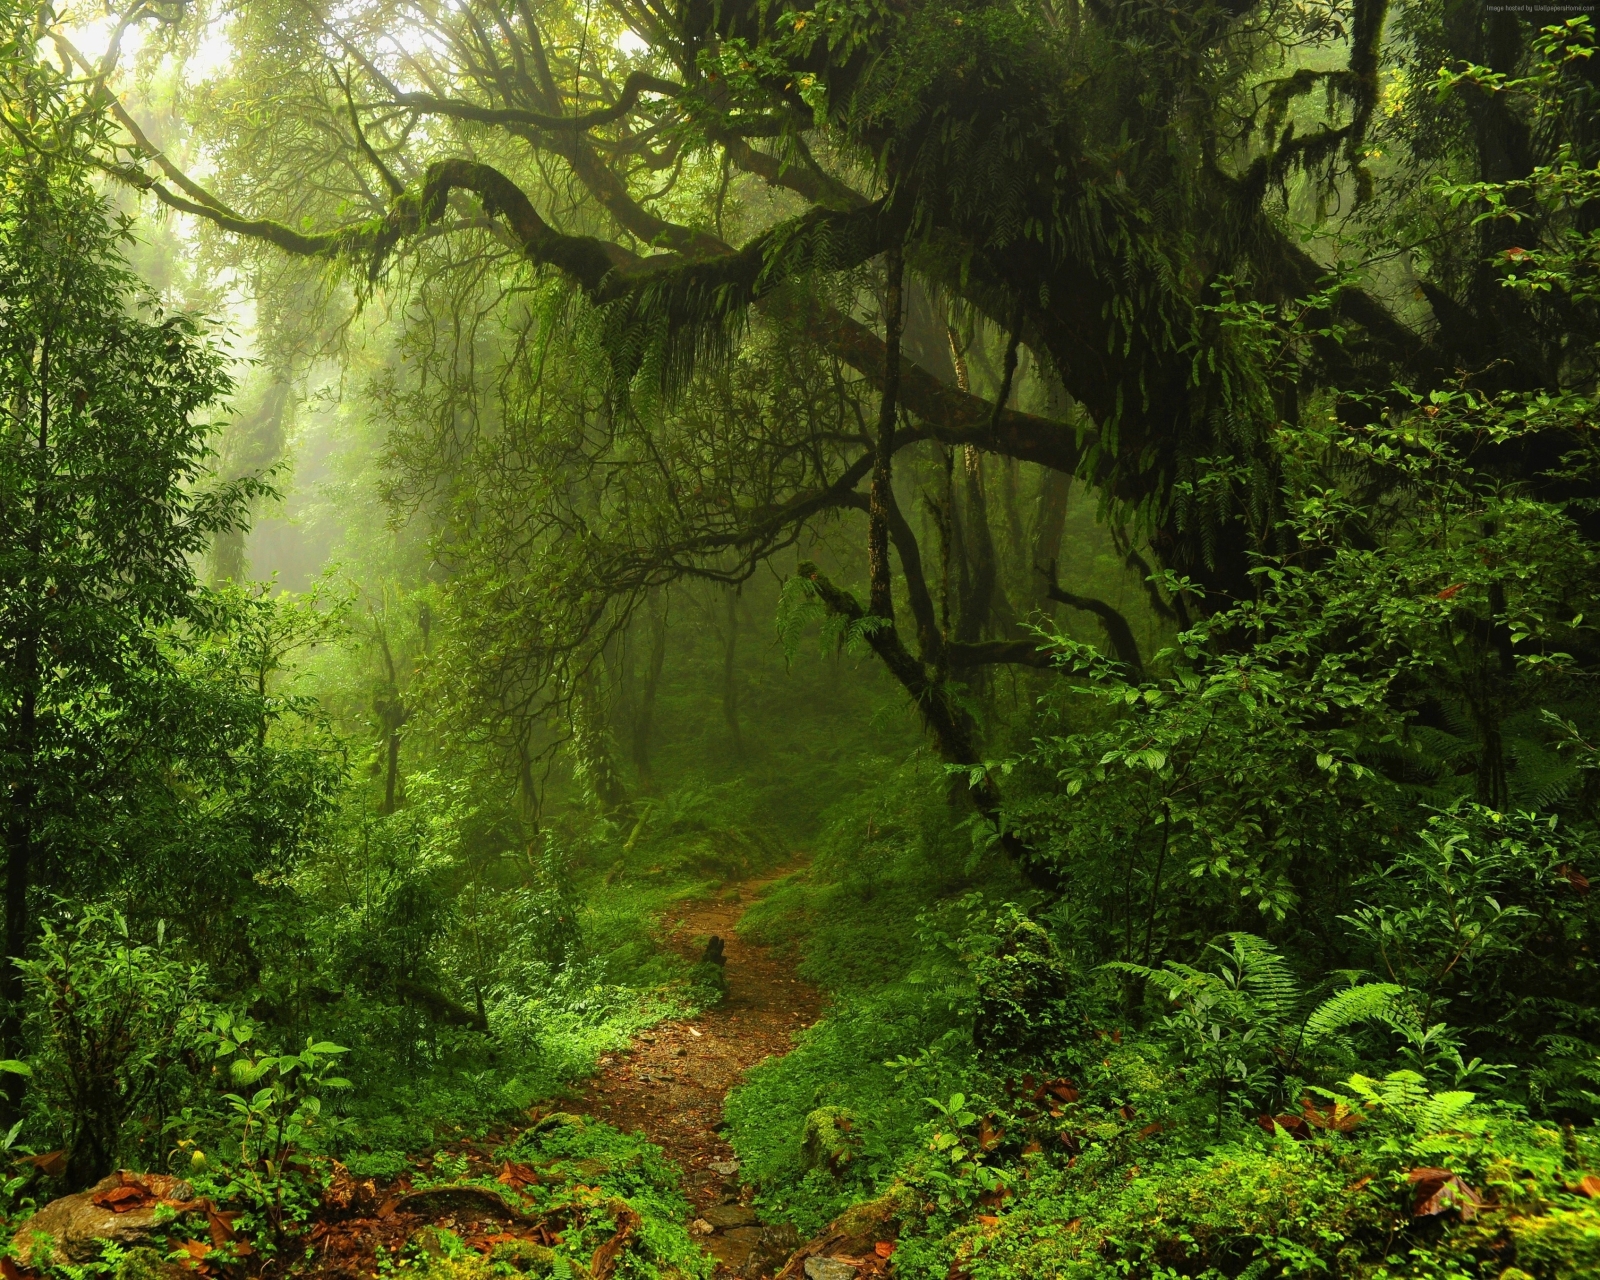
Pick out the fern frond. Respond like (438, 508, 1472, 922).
(1417, 1090, 1478, 1133)
(1213, 932, 1301, 1021)
(1304, 982, 1402, 1044)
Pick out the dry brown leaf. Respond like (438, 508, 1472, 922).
(1407, 1168, 1483, 1220)
(589, 1202, 641, 1280)
(16, 1150, 65, 1179)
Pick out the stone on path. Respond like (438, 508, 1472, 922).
(703, 1203, 760, 1230)
(803, 1257, 859, 1280)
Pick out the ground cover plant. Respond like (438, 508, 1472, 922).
(0, 0, 1597, 1276)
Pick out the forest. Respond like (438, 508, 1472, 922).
(0, 0, 1597, 1276)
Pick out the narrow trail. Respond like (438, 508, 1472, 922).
(575, 866, 821, 1276)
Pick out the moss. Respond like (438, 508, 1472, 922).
(1507, 1203, 1600, 1280)
(801, 1106, 861, 1175)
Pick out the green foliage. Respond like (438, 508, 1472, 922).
(493, 1116, 713, 1280)
(969, 907, 1075, 1060)
(19, 905, 211, 1189)
(1108, 933, 1400, 1128)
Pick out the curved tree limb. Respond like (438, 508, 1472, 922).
(799, 563, 1060, 892)
(382, 69, 684, 132)
(1041, 561, 1144, 676)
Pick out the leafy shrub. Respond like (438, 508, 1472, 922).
(20, 905, 211, 1188)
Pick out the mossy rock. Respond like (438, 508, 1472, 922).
(831, 1184, 914, 1250)
(800, 1107, 860, 1176)
(114, 1246, 187, 1280)
(489, 1239, 557, 1275)
(529, 1111, 587, 1135)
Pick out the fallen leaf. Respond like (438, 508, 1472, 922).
(1560, 865, 1591, 896)
(16, 1150, 65, 1179)
(1258, 1113, 1310, 1140)
(1302, 1098, 1362, 1133)
(94, 1184, 149, 1212)
(976, 1215, 999, 1228)
(977, 1115, 1004, 1150)
(2, 1255, 25, 1280)
(205, 1207, 238, 1247)
(874, 1242, 895, 1259)
(589, 1202, 641, 1280)
(1437, 582, 1465, 601)
(1136, 1122, 1163, 1140)
(1046, 1079, 1079, 1103)
(1569, 1174, 1600, 1198)
(1408, 1168, 1482, 1220)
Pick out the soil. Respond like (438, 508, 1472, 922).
(574, 868, 823, 1275)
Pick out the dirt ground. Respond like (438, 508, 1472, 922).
(574, 869, 823, 1274)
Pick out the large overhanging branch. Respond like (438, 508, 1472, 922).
(381, 69, 684, 132)
(115, 149, 1090, 474)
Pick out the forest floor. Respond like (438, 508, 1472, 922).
(574, 865, 823, 1276)
(9, 868, 837, 1280)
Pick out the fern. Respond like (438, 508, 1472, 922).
(1303, 982, 1402, 1045)
(1416, 1090, 1477, 1132)
(1214, 933, 1300, 1022)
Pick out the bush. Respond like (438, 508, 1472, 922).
(20, 904, 211, 1188)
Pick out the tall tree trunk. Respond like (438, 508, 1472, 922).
(630, 591, 669, 786)
(572, 672, 631, 816)
(868, 245, 905, 620)
(722, 586, 742, 750)
(1032, 471, 1072, 611)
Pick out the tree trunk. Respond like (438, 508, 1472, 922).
(1031, 471, 1071, 611)
(630, 592, 669, 785)
(722, 586, 742, 751)
(3, 333, 48, 1120)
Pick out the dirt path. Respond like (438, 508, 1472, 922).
(575, 868, 821, 1276)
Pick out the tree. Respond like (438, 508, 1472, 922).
(53, 0, 1599, 883)
(0, 19, 258, 1078)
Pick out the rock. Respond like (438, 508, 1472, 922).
(743, 1223, 801, 1278)
(12, 1173, 196, 1266)
(803, 1258, 858, 1280)
(528, 1111, 586, 1136)
(114, 1245, 190, 1280)
(703, 1203, 759, 1229)
(707, 1225, 764, 1272)
(709, 1160, 740, 1177)
(408, 1225, 452, 1258)
(690, 1218, 715, 1236)
(393, 1185, 527, 1221)
(800, 1108, 859, 1175)
(489, 1239, 556, 1275)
